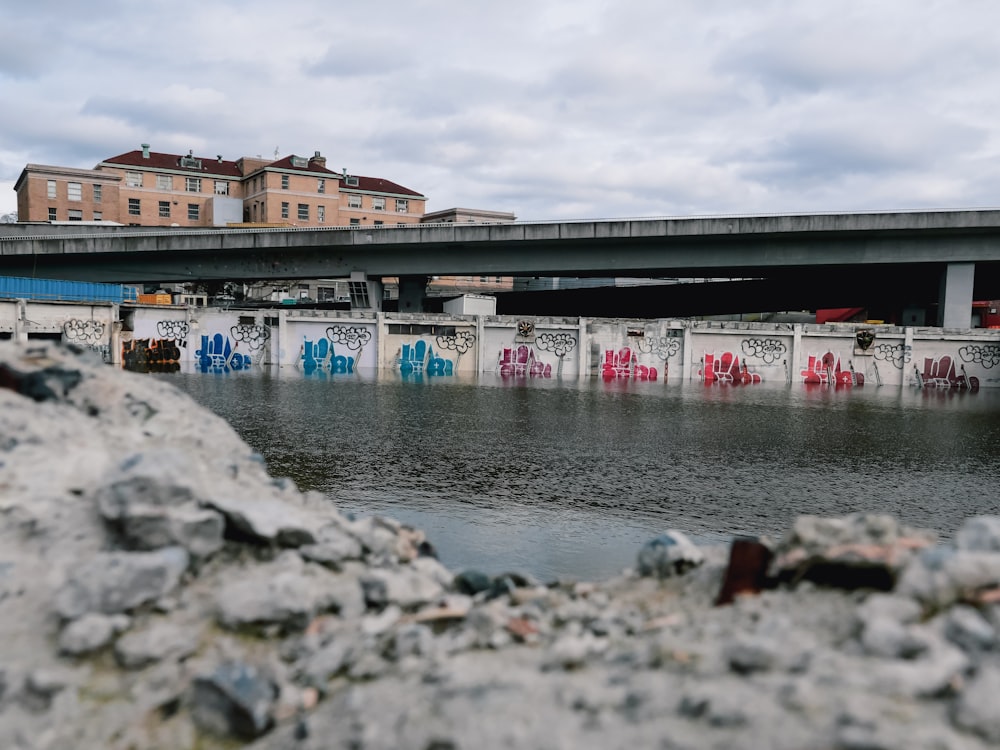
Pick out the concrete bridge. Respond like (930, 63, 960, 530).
(2, 209, 1000, 327)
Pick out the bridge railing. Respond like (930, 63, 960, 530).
(3, 206, 1000, 243)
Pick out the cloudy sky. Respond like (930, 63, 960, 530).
(2, 0, 1000, 221)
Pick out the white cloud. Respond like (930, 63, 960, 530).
(3, 0, 1000, 219)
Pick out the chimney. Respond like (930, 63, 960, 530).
(309, 150, 326, 168)
(217, 155, 223, 163)
(141, 143, 150, 159)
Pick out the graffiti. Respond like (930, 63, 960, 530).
(231, 324, 270, 352)
(63, 318, 105, 347)
(498, 345, 551, 378)
(959, 344, 1000, 369)
(196, 334, 252, 373)
(603, 348, 657, 380)
(636, 335, 680, 361)
(741, 337, 787, 364)
(156, 320, 190, 341)
(327, 325, 372, 351)
(801, 352, 863, 386)
(872, 343, 910, 370)
(916, 355, 979, 390)
(535, 332, 577, 358)
(396, 340, 453, 376)
(301, 337, 354, 374)
(122, 338, 181, 373)
(436, 330, 476, 357)
(701, 351, 760, 384)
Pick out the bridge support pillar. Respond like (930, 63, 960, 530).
(397, 275, 428, 313)
(939, 262, 974, 328)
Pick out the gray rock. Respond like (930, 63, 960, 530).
(942, 605, 996, 652)
(725, 635, 780, 674)
(860, 616, 931, 659)
(190, 661, 277, 740)
(298, 525, 364, 569)
(54, 546, 189, 620)
(110, 501, 225, 559)
(204, 495, 317, 547)
(897, 549, 1000, 608)
(637, 531, 705, 579)
(360, 565, 446, 610)
(58, 613, 131, 656)
(952, 666, 1000, 743)
(956, 516, 1000, 552)
(114, 620, 199, 669)
(216, 557, 345, 632)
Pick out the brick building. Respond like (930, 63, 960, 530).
(14, 145, 426, 228)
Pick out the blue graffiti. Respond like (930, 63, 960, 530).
(397, 340, 453, 376)
(196, 334, 252, 373)
(302, 337, 355, 375)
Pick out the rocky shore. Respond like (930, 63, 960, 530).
(2, 341, 1000, 749)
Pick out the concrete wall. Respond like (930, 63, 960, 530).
(0, 299, 120, 363)
(3, 300, 999, 388)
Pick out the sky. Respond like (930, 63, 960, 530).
(2, 0, 1000, 221)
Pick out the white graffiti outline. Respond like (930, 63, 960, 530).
(535, 332, 578, 358)
(326, 325, 373, 351)
(959, 344, 1000, 369)
(636, 335, 680, 360)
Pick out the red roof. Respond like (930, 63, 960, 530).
(342, 175, 424, 198)
(97, 149, 423, 196)
(99, 150, 244, 178)
(265, 155, 338, 176)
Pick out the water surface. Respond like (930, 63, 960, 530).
(161, 369, 1000, 581)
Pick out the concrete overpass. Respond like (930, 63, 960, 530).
(2, 209, 1000, 326)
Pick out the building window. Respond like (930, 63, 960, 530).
(156, 175, 172, 190)
(128, 198, 141, 215)
(395, 199, 409, 213)
(47, 180, 56, 199)
(158, 201, 171, 218)
(349, 218, 360, 226)
(188, 203, 200, 220)
(68, 209, 83, 221)
(281, 202, 289, 219)
(317, 205, 325, 223)
(298, 203, 309, 221)
(372, 197, 385, 211)
(345, 175, 359, 187)
(92, 184, 102, 202)
(48, 208, 57, 221)
(126, 171, 142, 187)
(348, 280, 370, 307)
(374, 220, 384, 226)
(214, 180, 229, 195)
(67, 182, 82, 201)
(93, 212, 102, 221)
(281, 175, 289, 189)
(318, 179, 325, 194)
(348, 194, 362, 209)
(185, 177, 201, 192)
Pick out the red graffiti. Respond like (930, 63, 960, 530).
(701, 352, 760, 384)
(602, 348, 657, 380)
(499, 345, 551, 378)
(801, 352, 864, 386)
(918, 355, 979, 389)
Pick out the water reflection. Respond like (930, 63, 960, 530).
(160, 366, 1000, 581)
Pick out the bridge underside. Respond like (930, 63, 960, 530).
(484, 262, 1000, 323)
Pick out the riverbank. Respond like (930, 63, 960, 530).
(2, 341, 999, 749)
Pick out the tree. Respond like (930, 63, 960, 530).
(0, 212, 17, 223)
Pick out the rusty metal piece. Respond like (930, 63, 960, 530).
(716, 537, 774, 606)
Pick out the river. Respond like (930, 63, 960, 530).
(160, 368, 1000, 582)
